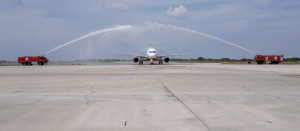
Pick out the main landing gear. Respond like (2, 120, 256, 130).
(138, 61, 164, 65)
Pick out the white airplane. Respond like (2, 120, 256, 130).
(133, 41, 170, 65)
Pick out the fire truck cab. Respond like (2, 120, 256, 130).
(254, 55, 283, 64)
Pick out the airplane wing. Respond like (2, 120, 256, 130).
(166, 53, 192, 57)
(113, 54, 135, 57)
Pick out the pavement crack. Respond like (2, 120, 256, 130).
(155, 75, 212, 131)
(84, 87, 95, 105)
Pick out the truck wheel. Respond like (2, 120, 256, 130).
(257, 60, 264, 64)
(22, 63, 25, 65)
(38, 62, 44, 66)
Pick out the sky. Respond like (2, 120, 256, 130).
(1, 0, 300, 61)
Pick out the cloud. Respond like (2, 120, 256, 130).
(167, 5, 189, 19)
(105, 3, 129, 10)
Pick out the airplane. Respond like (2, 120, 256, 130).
(133, 41, 170, 65)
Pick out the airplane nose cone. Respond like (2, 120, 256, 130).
(147, 53, 156, 58)
(150, 53, 157, 58)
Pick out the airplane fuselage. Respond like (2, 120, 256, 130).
(146, 48, 157, 61)
(133, 41, 169, 65)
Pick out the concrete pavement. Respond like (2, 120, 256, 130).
(0, 63, 299, 131)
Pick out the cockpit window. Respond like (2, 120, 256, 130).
(148, 51, 156, 53)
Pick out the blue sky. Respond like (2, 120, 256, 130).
(1, 0, 300, 61)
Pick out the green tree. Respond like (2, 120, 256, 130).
(220, 58, 231, 61)
(197, 57, 205, 61)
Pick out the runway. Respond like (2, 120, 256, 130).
(0, 63, 299, 131)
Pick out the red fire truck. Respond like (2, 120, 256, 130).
(18, 56, 48, 66)
(254, 55, 284, 64)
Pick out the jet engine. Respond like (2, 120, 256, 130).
(164, 57, 170, 63)
(133, 57, 139, 62)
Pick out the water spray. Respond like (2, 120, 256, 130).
(43, 23, 255, 56)
(145, 23, 255, 55)
(43, 25, 133, 56)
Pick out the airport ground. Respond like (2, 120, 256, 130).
(0, 63, 299, 131)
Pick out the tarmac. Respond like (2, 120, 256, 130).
(0, 63, 299, 131)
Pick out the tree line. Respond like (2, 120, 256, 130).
(171, 57, 300, 62)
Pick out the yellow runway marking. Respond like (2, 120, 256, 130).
(285, 75, 300, 78)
